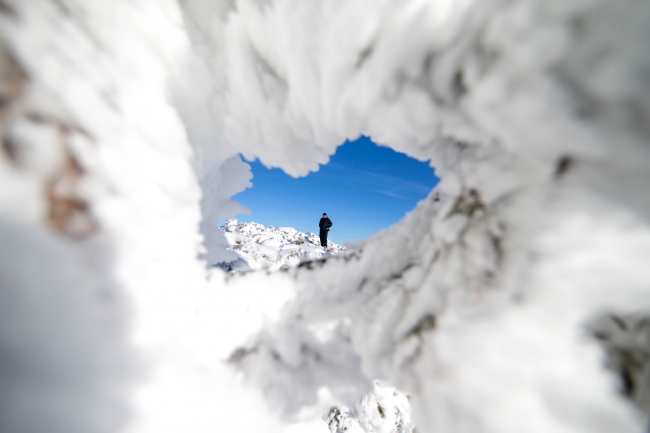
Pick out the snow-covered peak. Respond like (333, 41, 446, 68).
(217, 219, 344, 273)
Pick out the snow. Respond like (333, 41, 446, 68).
(217, 219, 344, 272)
(1, 1, 650, 433)
(325, 382, 415, 433)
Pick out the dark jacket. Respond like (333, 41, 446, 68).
(319, 217, 332, 232)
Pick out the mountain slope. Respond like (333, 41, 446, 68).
(217, 219, 345, 273)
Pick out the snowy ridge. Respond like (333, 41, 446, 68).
(216, 219, 344, 272)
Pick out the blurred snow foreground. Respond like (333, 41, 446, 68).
(1, 0, 650, 432)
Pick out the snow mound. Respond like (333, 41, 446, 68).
(217, 219, 344, 273)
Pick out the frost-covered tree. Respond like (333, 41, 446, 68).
(1, 1, 649, 433)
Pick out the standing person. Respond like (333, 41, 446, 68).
(319, 213, 332, 248)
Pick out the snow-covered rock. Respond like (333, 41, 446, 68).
(325, 382, 414, 433)
(216, 219, 344, 272)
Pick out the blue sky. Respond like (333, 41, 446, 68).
(230, 136, 439, 245)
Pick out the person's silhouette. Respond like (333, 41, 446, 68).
(318, 213, 333, 248)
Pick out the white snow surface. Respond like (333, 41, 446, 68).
(324, 381, 415, 433)
(218, 219, 344, 272)
(1, 1, 650, 433)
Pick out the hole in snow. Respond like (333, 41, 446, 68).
(215, 136, 439, 273)
(231, 135, 439, 245)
